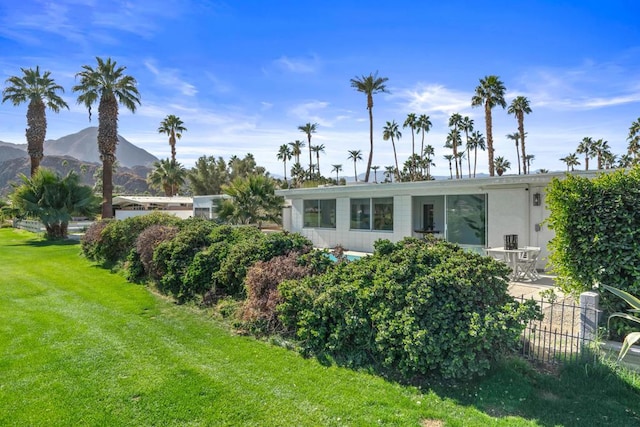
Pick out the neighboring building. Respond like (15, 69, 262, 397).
(276, 171, 601, 269)
(112, 196, 193, 220)
(192, 195, 230, 220)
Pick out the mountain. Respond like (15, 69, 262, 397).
(44, 127, 158, 168)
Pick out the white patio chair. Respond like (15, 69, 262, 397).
(515, 247, 541, 280)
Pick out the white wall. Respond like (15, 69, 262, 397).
(115, 210, 192, 220)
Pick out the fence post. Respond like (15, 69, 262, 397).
(579, 291, 601, 346)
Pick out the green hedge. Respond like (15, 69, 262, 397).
(546, 168, 640, 337)
(278, 238, 540, 380)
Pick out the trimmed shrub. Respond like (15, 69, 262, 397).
(278, 237, 541, 380)
(80, 219, 113, 261)
(546, 168, 640, 337)
(127, 224, 179, 281)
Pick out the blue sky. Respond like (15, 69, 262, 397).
(1, 0, 639, 178)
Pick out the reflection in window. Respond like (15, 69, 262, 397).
(373, 197, 393, 230)
(446, 194, 486, 246)
(303, 199, 336, 228)
(350, 198, 370, 230)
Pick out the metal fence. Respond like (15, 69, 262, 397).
(514, 292, 600, 365)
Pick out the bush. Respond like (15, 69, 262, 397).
(546, 168, 640, 337)
(82, 212, 182, 265)
(278, 237, 541, 380)
(126, 224, 179, 282)
(240, 251, 322, 335)
(80, 219, 113, 261)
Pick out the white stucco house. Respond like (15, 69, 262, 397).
(192, 195, 230, 220)
(276, 171, 601, 269)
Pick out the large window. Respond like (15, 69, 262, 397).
(303, 199, 336, 228)
(350, 197, 393, 231)
(446, 194, 486, 246)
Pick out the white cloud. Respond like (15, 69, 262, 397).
(288, 100, 332, 126)
(144, 60, 198, 96)
(392, 83, 474, 118)
(274, 55, 319, 73)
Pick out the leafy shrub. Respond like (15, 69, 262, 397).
(81, 219, 113, 261)
(240, 250, 324, 335)
(126, 224, 179, 281)
(153, 218, 219, 300)
(546, 168, 640, 337)
(83, 212, 182, 265)
(278, 237, 541, 380)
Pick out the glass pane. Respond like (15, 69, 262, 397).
(318, 200, 336, 228)
(303, 200, 319, 227)
(350, 198, 370, 230)
(446, 194, 486, 246)
(373, 197, 393, 231)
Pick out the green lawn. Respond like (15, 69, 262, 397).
(0, 228, 638, 426)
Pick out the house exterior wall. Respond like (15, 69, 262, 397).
(115, 210, 192, 220)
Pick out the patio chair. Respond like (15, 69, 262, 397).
(515, 247, 541, 281)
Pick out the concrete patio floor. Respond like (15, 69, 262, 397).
(508, 273, 561, 300)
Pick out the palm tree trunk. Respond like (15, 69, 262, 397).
(473, 148, 478, 177)
(365, 101, 373, 182)
(392, 138, 400, 181)
(26, 100, 46, 177)
(102, 156, 114, 218)
(353, 161, 358, 182)
(170, 131, 177, 163)
(516, 144, 521, 175)
(98, 94, 118, 219)
(485, 103, 495, 176)
(518, 115, 527, 174)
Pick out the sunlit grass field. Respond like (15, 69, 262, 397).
(1, 228, 638, 426)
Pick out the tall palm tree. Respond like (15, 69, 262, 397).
(298, 122, 318, 176)
(443, 154, 454, 179)
(2, 66, 69, 176)
(288, 140, 305, 165)
(494, 156, 511, 176)
(277, 144, 292, 183)
(628, 118, 640, 161)
(382, 120, 402, 181)
(371, 165, 380, 183)
(147, 158, 187, 197)
(460, 116, 474, 178)
(506, 132, 521, 175)
(560, 153, 580, 171)
(445, 129, 462, 179)
(290, 163, 305, 188)
(158, 114, 186, 164)
(403, 113, 418, 179)
(525, 154, 535, 172)
(384, 166, 395, 183)
(416, 114, 432, 175)
(593, 139, 610, 170)
(469, 130, 486, 178)
(508, 96, 532, 174)
(448, 113, 463, 178)
(73, 57, 141, 218)
(350, 71, 389, 182)
(331, 164, 342, 183)
(347, 149, 363, 182)
(576, 137, 595, 170)
(311, 144, 326, 176)
(471, 75, 507, 176)
(619, 153, 634, 168)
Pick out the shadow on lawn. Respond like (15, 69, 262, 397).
(426, 355, 640, 427)
(6, 238, 79, 248)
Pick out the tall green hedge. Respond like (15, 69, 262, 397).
(546, 168, 640, 336)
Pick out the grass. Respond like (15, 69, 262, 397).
(0, 228, 639, 426)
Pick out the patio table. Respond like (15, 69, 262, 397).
(484, 247, 527, 281)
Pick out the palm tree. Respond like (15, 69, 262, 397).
(471, 75, 507, 176)
(628, 118, 640, 161)
(371, 165, 380, 183)
(289, 140, 305, 165)
(416, 114, 432, 175)
(525, 154, 535, 172)
(384, 166, 395, 183)
(311, 144, 326, 176)
(290, 163, 305, 188)
(73, 57, 141, 219)
(147, 158, 187, 197)
(158, 115, 186, 164)
(422, 144, 435, 178)
(347, 149, 363, 181)
(469, 131, 486, 178)
(448, 113, 463, 178)
(460, 116, 474, 178)
(382, 120, 402, 181)
(508, 96, 532, 174)
(593, 139, 610, 170)
(560, 153, 580, 171)
(494, 156, 511, 176)
(445, 129, 462, 179)
(277, 144, 293, 183)
(350, 71, 389, 182)
(217, 175, 283, 229)
(576, 137, 595, 170)
(298, 122, 318, 176)
(403, 113, 418, 179)
(2, 66, 69, 176)
(619, 153, 634, 168)
(443, 154, 454, 179)
(506, 132, 521, 175)
(331, 164, 342, 183)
